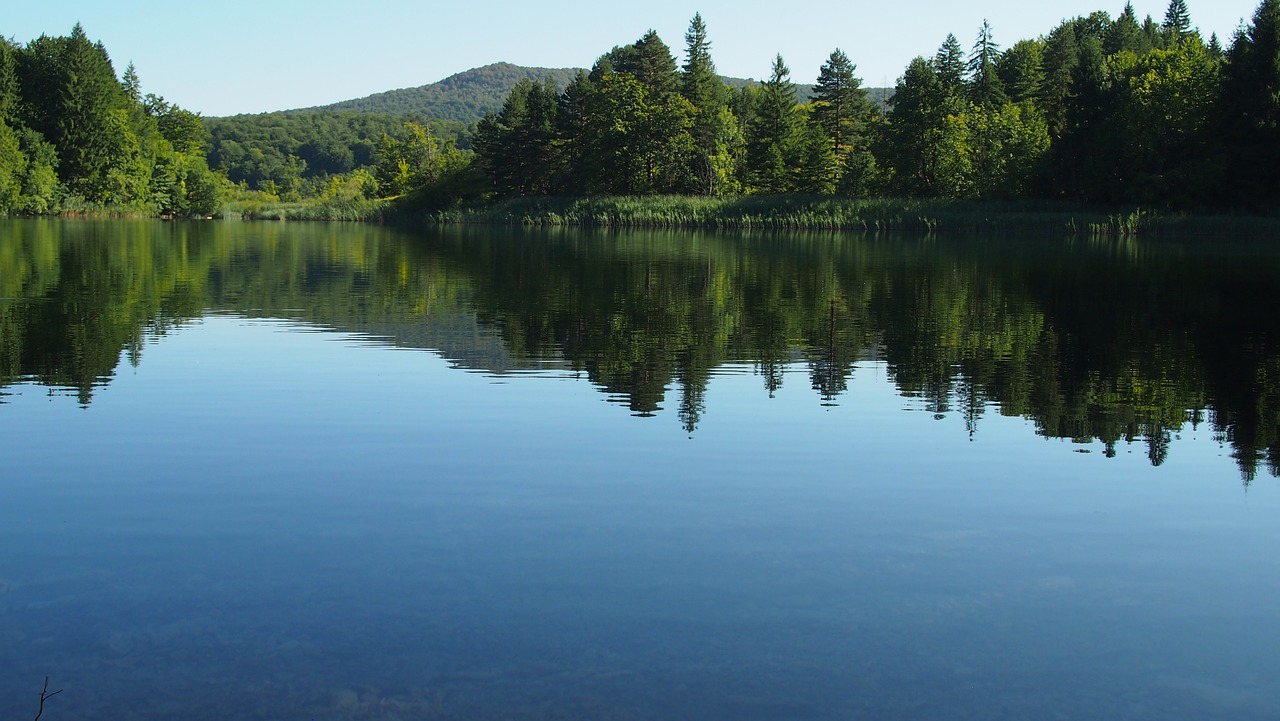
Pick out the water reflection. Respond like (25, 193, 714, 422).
(2, 219, 1279, 480)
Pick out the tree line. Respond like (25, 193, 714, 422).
(3, 2, 1279, 217)
(0, 24, 221, 216)
(457, 1, 1279, 211)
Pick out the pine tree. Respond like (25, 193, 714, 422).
(681, 13, 737, 194)
(619, 30, 679, 97)
(473, 79, 559, 196)
(681, 13, 718, 103)
(812, 49, 873, 158)
(121, 62, 141, 103)
(1219, 0, 1280, 207)
(1207, 32, 1223, 58)
(968, 20, 1008, 106)
(51, 24, 135, 200)
(996, 40, 1044, 105)
(0, 37, 18, 123)
(884, 56, 946, 195)
(1163, 0, 1193, 44)
(747, 54, 800, 193)
(1106, 3, 1146, 55)
(555, 71, 592, 194)
(935, 34, 967, 93)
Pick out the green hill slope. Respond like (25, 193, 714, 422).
(299, 62, 893, 124)
(305, 62, 585, 122)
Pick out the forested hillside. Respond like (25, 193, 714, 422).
(202, 112, 469, 198)
(310, 63, 587, 122)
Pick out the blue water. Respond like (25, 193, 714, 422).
(1, 223, 1279, 720)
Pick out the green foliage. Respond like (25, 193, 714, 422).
(313, 62, 585, 122)
(244, 1, 1280, 214)
(1106, 3, 1150, 55)
(935, 34, 968, 92)
(967, 20, 1008, 106)
(374, 121, 475, 206)
(1163, 0, 1193, 44)
(811, 48, 877, 193)
(883, 56, 949, 196)
(996, 40, 1045, 105)
(0, 37, 19, 123)
(681, 14, 741, 195)
(204, 110, 463, 195)
(0, 24, 222, 216)
(0, 120, 24, 208)
(746, 55, 802, 193)
(473, 79, 560, 196)
(1218, 0, 1280, 208)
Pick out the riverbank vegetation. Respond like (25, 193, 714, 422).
(2, 1, 1279, 226)
(449, 0, 1280, 219)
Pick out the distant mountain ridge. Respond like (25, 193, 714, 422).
(300, 62, 891, 125)
(303, 63, 585, 122)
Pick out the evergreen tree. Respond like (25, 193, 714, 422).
(996, 40, 1045, 105)
(555, 71, 592, 194)
(121, 62, 141, 103)
(935, 34, 967, 93)
(473, 78, 559, 196)
(883, 56, 947, 195)
(968, 20, 1008, 106)
(1106, 3, 1147, 55)
(795, 119, 837, 194)
(1207, 32, 1224, 59)
(680, 13, 738, 194)
(681, 13, 718, 103)
(1142, 15, 1165, 50)
(598, 31, 694, 192)
(747, 54, 801, 193)
(1218, 0, 1280, 207)
(19, 25, 137, 202)
(616, 30, 680, 97)
(0, 38, 19, 123)
(811, 49, 874, 165)
(1163, 0, 1193, 44)
(1039, 20, 1082, 139)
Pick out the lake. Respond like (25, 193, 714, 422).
(1, 219, 1278, 720)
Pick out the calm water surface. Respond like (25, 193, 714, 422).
(1, 219, 1278, 720)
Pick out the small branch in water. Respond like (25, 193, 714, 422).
(33, 677, 63, 721)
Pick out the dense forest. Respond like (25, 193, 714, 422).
(0, 25, 221, 217)
(462, 1, 1278, 210)
(1, 1, 1279, 218)
(202, 111, 469, 199)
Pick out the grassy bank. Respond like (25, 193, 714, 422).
(223, 196, 393, 221)
(417, 195, 1279, 238)
(42, 194, 1276, 238)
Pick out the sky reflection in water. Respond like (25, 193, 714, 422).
(0, 221, 1278, 720)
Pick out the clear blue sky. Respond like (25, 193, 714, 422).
(4, 1, 1261, 117)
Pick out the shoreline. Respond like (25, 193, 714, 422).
(18, 195, 1279, 238)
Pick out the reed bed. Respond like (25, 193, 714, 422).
(227, 197, 393, 222)
(421, 195, 1278, 238)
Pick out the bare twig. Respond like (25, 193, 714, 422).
(33, 676, 62, 721)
